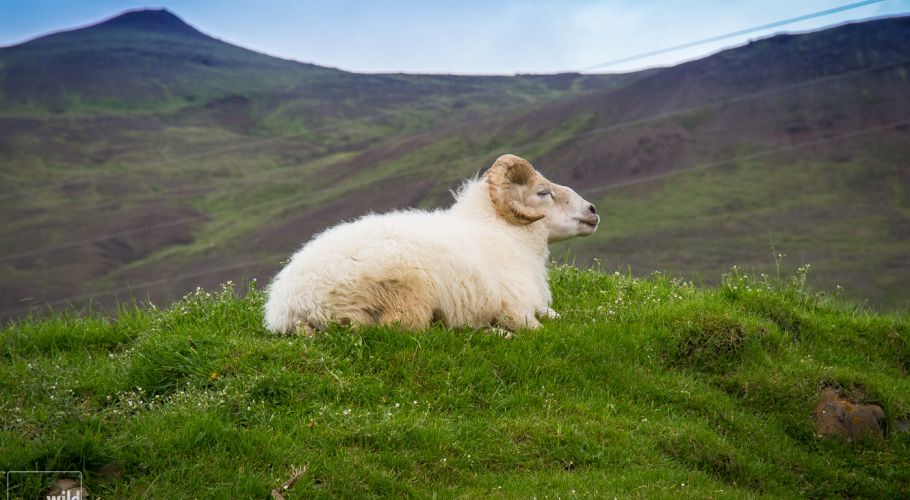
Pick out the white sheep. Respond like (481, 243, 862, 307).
(264, 154, 599, 334)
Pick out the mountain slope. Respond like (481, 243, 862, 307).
(0, 8, 624, 116)
(1, 11, 909, 319)
(0, 9, 632, 318)
(218, 14, 910, 308)
(0, 9, 334, 111)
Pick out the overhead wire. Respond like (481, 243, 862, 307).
(578, 0, 888, 71)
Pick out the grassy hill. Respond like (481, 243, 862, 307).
(2, 266, 908, 497)
(1, 10, 909, 320)
(0, 9, 631, 318)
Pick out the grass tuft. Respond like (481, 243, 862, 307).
(666, 310, 757, 372)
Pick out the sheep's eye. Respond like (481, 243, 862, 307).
(537, 189, 552, 198)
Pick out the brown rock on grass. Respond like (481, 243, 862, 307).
(814, 388, 886, 442)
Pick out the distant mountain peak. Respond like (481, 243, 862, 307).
(94, 8, 207, 38)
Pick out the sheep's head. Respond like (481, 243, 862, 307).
(485, 154, 599, 242)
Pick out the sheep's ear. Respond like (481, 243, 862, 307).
(486, 154, 545, 225)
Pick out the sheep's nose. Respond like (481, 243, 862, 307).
(588, 204, 597, 215)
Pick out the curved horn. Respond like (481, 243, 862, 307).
(485, 154, 545, 225)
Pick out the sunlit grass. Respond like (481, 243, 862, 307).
(2, 266, 908, 497)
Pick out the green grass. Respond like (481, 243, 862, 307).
(2, 266, 908, 498)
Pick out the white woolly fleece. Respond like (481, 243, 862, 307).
(264, 179, 552, 333)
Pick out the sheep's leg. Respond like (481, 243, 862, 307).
(291, 320, 318, 337)
(481, 303, 543, 336)
(522, 316, 542, 329)
(487, 327, 515, 339)
(498, 310, 542, 331)
(537, 307, 560, 319)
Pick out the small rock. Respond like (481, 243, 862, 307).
(895, 419, 910, 434)
(814, 388, 885, 441)
(99, 462, 123, 481)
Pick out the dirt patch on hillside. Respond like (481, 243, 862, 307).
(1, 202, 208, 314)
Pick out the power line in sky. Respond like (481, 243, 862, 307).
(578, 0, 888, 71)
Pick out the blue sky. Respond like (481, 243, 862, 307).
(1, 0, 908, 74)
